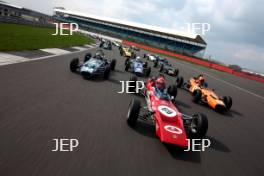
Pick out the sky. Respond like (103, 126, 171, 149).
(5, 0, 264, 73)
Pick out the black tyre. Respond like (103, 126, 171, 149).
(167, 85, 178, 99)
(159, 64, 164, 72)
(125, 62, 130, 71)
(176, 76, 184, 88)
(192, 89, 202, 103)
(174, 69, 179, 77)
(70, 58, 79, 72)
(84, 53, 92, 63)
(127, 99, 141, 127)
(189, 113, 208, 139)
(103, 67, 111, 80)
(143, 62, 148, 68)
(143, 54, 146, 58)
(110, 59, 116, 71)
(128, 75, 138, 92)
(223, 96, 232, 110)
(146, 67, 151, 77)
(154, 60, 158, 67)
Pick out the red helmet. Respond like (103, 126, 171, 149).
(156, 76, 166, 90)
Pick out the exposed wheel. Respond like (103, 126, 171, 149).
(188, 113, 208, 139)
(146, 67, 151, 77)
(125, 62, 130, 71)
(110, 59, 116, 71)
(84, 53, 92, 63)
(143, 62, 148, 68)
(127, 99, 141, 127)
(154, 60, 158, 67)
(70, 58, 79, 72)
(167, 85, 178, 99)
(223, 96, 232, 110)
(176, 76, 184, 88)
(192, 89, 202, 103)
(143, 54, 146, 58)
(159, 64, 164, 72)
(174, 69, 179, 77)
(103, 67, 111, 80)
(128, 75, 138, 92)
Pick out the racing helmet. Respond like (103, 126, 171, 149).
(95, 52, 102, 60)
(155, 76, 166, 90)
(198, 75, 205, 84)
(136, 56, 140, 61)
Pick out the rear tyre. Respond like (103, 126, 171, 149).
(167, 85, 178, 99)
(192, 89, 202, 103)
(176, 76, 184, 88)
(70, 58, 79, 72)
(103, 67, 111, 80)
(110, 59, 116, 71)
(128, 75, 138, 92)
(223, 96, 232, 110)
(174, 69, 179, 77)
(159, 64, 164, 72)
(127, 99, 141, 127)
(146, 67, 151, 77)
(189, 113, 208, 139)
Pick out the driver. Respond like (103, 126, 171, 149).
(155, 75, 166, 92)
(95, 52, 103, 60)
(194, 74, 205, 87)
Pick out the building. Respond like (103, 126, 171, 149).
(0, 1, 53, 26)
(53, 8, 207, 57)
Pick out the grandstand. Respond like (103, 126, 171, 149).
(0, 1, 53, 27)
(53, 8, 207, 57)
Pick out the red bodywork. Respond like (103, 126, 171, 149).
(145, 79, 188, 148)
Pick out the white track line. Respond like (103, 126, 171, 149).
(0, 45, 98, 67)
(176, 61, 264, 100)
(40, 48, 71, 55)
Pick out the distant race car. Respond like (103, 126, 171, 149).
(99, 40, 112, 50)
(176, 75, 233, 112)
(143, 54, 158, 61)
(120, 46, 135, 58)
(154, 58, 179, 77)
(125, 57, 151, 77)
(130, 45, 140, 51)
(70, 50, 116, 80)
(126, 75, 208, 147)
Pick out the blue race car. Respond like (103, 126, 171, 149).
(125, 57, 151, 77)
(70, 50, 116, 80)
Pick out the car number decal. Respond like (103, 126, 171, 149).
(164, 125, 183, 134)
(158, 105, 177, 117)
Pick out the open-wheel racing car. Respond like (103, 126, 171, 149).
(125, 57, 151, 77)
(70, 50, 116, 80)
(126, 75, 209, 148)
(176, 75, 233, 112)
(99, 40, 112, 50)
(153, 58, 179, 77)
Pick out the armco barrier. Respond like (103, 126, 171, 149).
(122, 40, 264, 83)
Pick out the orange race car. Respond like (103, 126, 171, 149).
(176, 75, 232, 112)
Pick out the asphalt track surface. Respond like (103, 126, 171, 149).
(0, 46, 264, 176)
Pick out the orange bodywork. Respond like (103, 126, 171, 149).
(188, 78, 226, 109)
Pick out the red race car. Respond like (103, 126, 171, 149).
(126, 75, 208, 148)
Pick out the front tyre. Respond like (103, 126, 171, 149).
(127, 99, 141, 127)
(70, 58, 79, 72)
(110, 59, 116, 71)
(223, 96, 232, 110)
(188, 113, 208, 139)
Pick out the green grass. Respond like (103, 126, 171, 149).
(0, 23, 94, 51)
